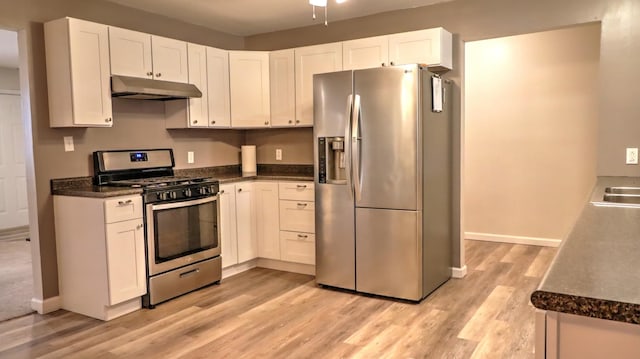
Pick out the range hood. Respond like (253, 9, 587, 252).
(111, 75, 202, 100)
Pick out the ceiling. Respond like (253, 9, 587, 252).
(0, 29, 18, 68)
(103, 0, 453, 36)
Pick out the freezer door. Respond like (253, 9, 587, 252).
(353, 65, 420, 210)
(314, 70, 356, 290)
(356, 207, 422, 300)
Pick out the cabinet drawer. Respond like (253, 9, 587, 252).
(279, 182, 314, 201)
(279, 200, 315, 233)
(104, 196, 142, 223)
(280, 231, 315, 265)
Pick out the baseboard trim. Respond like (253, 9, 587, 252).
(257, 258, 315, 276)
(466, 232, 561, 247)
(222, 259, 258, 280)
(451, 265, 467, 278)
(31, 296, 61, 314)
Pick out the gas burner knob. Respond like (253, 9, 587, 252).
(158, 192, 168, 201)
(209, 185, 217, 194)
(199, 186, 208, 195)
(184, 188, 192, 197)
(169, 191, 177, 200)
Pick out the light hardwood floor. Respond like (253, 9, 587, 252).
(0, 240, 556, 358)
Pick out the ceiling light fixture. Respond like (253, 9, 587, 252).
(309, 0, 347, 26)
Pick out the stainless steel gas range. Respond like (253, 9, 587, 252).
(93, 149, 221, 308)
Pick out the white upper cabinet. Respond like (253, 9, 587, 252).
(44, 17, 113, 127)
(207, 47, 231, 128)
(343, 35, 389, 70)
(229, 51, 271, 128)
(269, 49, 296, 127)
(295, 42, 343, 127)
(388, 27, 452, 70)
(109, 27, 188, 83)
(187, 43, 208, 128)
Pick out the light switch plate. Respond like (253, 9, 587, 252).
(63, 136, 74, 152)
(276, 149, 282, 161)
(187, 151, 194, 164)
(626, 148, 638, 165)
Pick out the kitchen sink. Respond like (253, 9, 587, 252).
(604, 186, 640, 195)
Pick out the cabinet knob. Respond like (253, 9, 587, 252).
(211, 120, 216, 124)
(288, 120, 292, 124)
(295, 120, 300, 124)
(156, 73, 162, 77)
(193, 120, 198, 124)
(105, 117, 112, 123)
(381, 62, 385, 67)
(147, 71, 153, 76)
(136, 224, 143, 230)
(390, 61, 395, 65)
(238, 188, 242, 192)
(220, 189, 225, 194)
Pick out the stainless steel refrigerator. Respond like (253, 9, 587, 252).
(314, 64, 452, 301)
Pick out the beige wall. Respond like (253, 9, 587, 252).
(0, 67, 19, 90)
(245, 128, 313, 164)
(464, 24, 600, 241)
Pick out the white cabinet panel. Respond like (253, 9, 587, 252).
(207, 47, 231, 128)
(187, 43, 209, 128)
(279, 200, 315, 233)
(45, 17, 112, 127)
(151, 36, 188, 83)
(219, 184, 238, 268)
(343, 35, 389, 70)
(236, 183, 257, 263)
(229, 51, 271, 128)
(108, 27, 152, 79)
(294, 42, 342, 127)
(105, 219, 146, 305)
(278, 182, 314, 202)
(270, 49, 296, 127)
(388, 28, 452, 69)
(280, 231, 315, 265)
(104, 196, 143, 224)
(255, 182, 280, 260)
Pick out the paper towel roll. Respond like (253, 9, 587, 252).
(241, 145, 257, 176)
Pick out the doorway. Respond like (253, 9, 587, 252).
(0, 28, 33, 321)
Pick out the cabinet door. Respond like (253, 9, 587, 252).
(151, 36, 189, 83)
(236, 183, 257, 263)
(187, 43, 209, 128)
(255, 182, 280, 260)
(294, 42, 343, 126)
(206, 47, 231, 128)
(105, 219, 146, 305)
(388, 28, 452, 69)
(108, 27, 153, 79)
(219, 184, 238, 268)
(269, 49, 296, 127)
(343, 35, 389, 70)
(229, 51, 271, 128)
(279, 200, 315, 233)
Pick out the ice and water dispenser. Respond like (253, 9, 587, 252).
(318, 137, 347, 184)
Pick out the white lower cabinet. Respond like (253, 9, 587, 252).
(234, 182, 258, 264)
(219, 184, 239, 268)
(278, 182, 315, 264)
(255, 182, 280, 260)
(53, 195, 146, 320)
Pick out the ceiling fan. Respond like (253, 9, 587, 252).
(309, 0, 348, 26)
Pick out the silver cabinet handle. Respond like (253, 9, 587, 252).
(156, 73, 162, 77)
(297, 234, 308, 239)
(117, 199, 133, 206)
(146, 71, 153, 76)
(179, 268, 200, 278)
(297, 203, 308, 208)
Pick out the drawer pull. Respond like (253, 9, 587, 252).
(179, 268, 200, 278)
(296, 184, 307, 189)
(117, 199, 133, 206)
(297, 234, 308, 239)
(297, 203, 308, 208)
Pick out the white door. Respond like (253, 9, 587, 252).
(151, 35, 188, 83)
(343, 35, 389, 70)
(108, 27, 153, 79)
(187, 43, 208, 128)
(206, 47, 231, 128)
(105, 219, 146, 305)
(229, 51, 271, 128)
(0, 94, 28, 230)
(219, 184, 238, 268)
(294, 42, 343, 126)
(269, 49, 296, 127)
(255, 182, 280, 260)
(235, 183, 257, 263)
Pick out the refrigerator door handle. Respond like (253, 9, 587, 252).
(346, 94, 354, 199)
(352, 94, 362, 202)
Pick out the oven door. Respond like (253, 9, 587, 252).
(146, 195, 221, 276)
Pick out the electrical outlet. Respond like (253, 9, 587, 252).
(63, 136, 74, 152)
(187, 151, 195, 164)
(276, 149, 282, 161)
(626, 148, 638, 165)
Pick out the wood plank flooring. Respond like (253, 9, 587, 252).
(0, 240, 556, 358)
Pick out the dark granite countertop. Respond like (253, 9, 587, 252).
(531, 176, 640, 325)
(51, 164, 313, 198)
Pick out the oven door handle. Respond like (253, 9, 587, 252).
(150, 194, 218, 211)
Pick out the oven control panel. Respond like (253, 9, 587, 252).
(144, 182, 219, 204)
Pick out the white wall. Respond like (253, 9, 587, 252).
(464, 23, 600, 244)
(0, 67, 18, 91)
